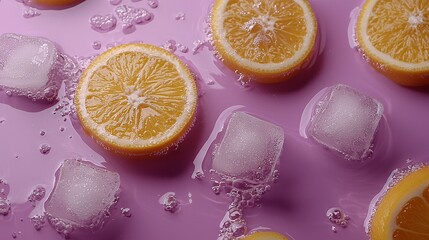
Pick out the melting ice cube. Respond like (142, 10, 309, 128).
(0, 33, 62, 101)
(212, 112, 284, 183)
(305, 84, 384, 161)
(44, 159, 120, 234)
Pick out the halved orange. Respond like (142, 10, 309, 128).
(242, 231, 289, 240)
(211, 0, 318, 83)
(368, 164, 429, 240)
(75, 44, 198, 155)
(356, 0, 429, 86)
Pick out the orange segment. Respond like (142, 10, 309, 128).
(75, 44, 197, 155)
(369, 165, 429, 240)
(356, 0, 429, 86)
(242, 231, 289, 240)
(211, 0, 318, 83)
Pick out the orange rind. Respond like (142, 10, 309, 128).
(75, 44, 198, 156)
(211, 0, 318, 83)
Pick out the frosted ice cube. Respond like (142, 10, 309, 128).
(44, 159, 120, 234)
(306, 84, 384, 161)
(212, 112, 284, 182)
(0, 33, 62, 101)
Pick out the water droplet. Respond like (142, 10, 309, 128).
(161, 40, 177, 52)
(176, 43, 189, 53)
(109, 0, 122, 5)
(59, 127, 65, 132)
(30, 215, 45, 231)
(92, 41, 102, 50)
(28, 186, 46, 202)
(39, 144, 51, 155)
(39, 130, 46, 136)
(159, 192, 179, 213)
(90, 14, 117, 32)
(11, 232, 17, 239)
(326, 207, 350, 227)
(0, 119, 5, 124)
(120, 207, 132, 217)
(147, 0, 158, 8)
(175, 12, 185, 20)
(0, 199, 11, 216)
(23, 7, 40, 18)
(331, 226, 337, 233)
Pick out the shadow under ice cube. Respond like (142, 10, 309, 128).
(306, 84, 384, 161)
(44, 159, 120, 235)
(212, 112, 284, 183)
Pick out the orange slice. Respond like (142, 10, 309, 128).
(29, 0, 83, 7)
(75, 44, 198, 155)
(211, 0, 318, 84)
(242, 231, 289, 240)
(368, 164, 429, 240)
(356, 0, 429, 86)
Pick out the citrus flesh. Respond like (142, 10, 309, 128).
(369, 165, 429, 240)
(242, 231, 289, 240)
(75, 44, 197, 155)
(356, 0, 429, 86)
(211, 0, 318, 83)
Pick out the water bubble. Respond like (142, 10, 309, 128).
(90, 14, 117, 32)
(59, 127, 65, 132)
(39, 144, 51, 155)
(331, 226, 337, 233)
(23, 7, 40, 18)
(159, 192, 179, 213)
(0, 199, 11, 216)
(11, 232, 17, 239)
(48, 216, 74, 237)
(120, 207, 132, 217)
(115, 5, 152, 33)
(192, 40, 206, 54)
(161, 40, 177, 53)
(175, 12, 185, 20)
(30, 215, 46, 231)
(326, 207, 350, 227)
(176, 43, 189, 53)
(92, 41, 102, 50)
(28, 186, 46, 202)
(0, 119, 5, 124)
(147, 0, 158, 8)
(109, 0, 122, 5)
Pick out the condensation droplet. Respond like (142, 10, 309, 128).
(30, 215, 46, 231)
(121, 207, 132, 217)
(0, 199, 11, 216)
(147, 0, 158, 8)
(39, 144, 51, 155)
(92, 41, 102, 50)
(28, 186, 46, 202)
(109, 0, 122, 5)
(90, 14, 117, 32)
(23, 7, 40, 18)
(327, 207, 350, 228)
(175, 12, 185, 20)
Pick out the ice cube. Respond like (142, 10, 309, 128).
(305, 84, 384, 161)
(44, 159, 120, 234)
(0, 33, 62, 101)
(212, 112, 284, 182)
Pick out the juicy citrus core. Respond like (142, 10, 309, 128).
(369, 165, 429, 240)
(242, 231, 289, 240)
(75, 44, 197, 155)
(356, 0, 429, 86)
(211, 0, 318, 83)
